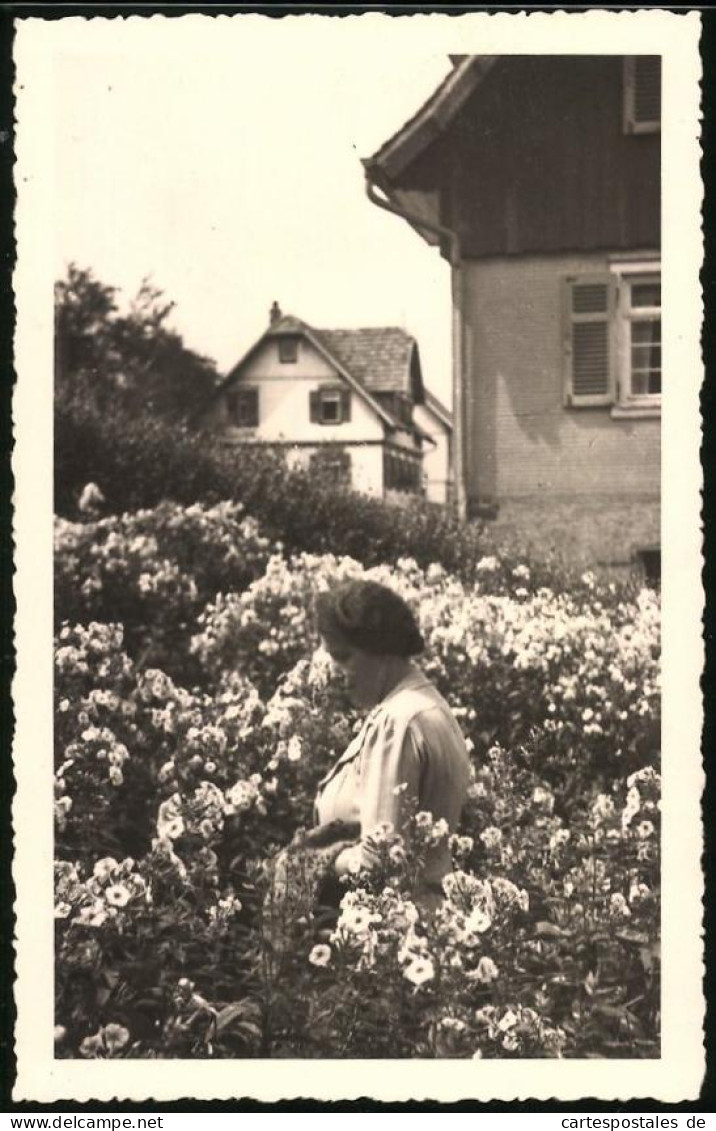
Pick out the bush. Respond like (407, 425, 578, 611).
(54, 502, 660, 1059)
(55, 500, 275, 682)
(57, 388, 622, 593)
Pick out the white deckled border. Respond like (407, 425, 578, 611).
(12, 9, 704, 1103)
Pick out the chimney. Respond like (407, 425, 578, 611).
(269, 300, 282, 326)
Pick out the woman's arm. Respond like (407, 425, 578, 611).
(334, 714, 423, 876)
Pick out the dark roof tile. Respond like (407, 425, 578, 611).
(314, 326, 417, 396)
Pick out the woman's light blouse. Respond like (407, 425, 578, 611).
(314, 665, 472, 888)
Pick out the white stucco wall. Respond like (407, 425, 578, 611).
(414, 404, 451, 504)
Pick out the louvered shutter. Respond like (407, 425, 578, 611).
(340, 389, 352, 423)
(309, 390, 320, 423)
(245, 388, 259, 427)
(563, 275, 616, 407)
(623, 56, 661, 134)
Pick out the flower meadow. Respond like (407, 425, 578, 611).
(54, 497, 660, 1059)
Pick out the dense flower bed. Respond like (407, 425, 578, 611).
(54, 499, 660, 1059)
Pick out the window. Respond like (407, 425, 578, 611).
(623, 56, 661, 135)
(636, 547, 661, 589)
(563, 260, 661, 414)
(309, 385, 352, 425)
(383, 450, 421, 494)
(617, 271, 661, 402)
(278, 336, 299, 363)
(309, 445, 351, 488)
(226, 386, 259, 427)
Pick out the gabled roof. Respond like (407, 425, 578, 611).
(314, 326, 423, 401)
(210, 312, 426, 434)
(363, 56, 497, 185)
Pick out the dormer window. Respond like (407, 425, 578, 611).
(623, 56, 661, 135)
(278, 336, 299, 363)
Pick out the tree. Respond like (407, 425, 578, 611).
(55, 264, 218, 422)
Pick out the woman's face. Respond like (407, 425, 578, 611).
(321, 634, 386, 710)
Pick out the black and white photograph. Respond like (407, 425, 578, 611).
(12, 9, 704, 1103)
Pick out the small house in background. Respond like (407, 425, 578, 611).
(413, 389, 453, 505)
(364, 55, 661, 573)
(202, 303, 434, 502)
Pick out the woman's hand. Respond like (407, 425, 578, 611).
(299, 820, 360, 849)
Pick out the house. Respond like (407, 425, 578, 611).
(363, 55, 661, 570)
(413, 389, 453, 505)
(203, 303, 432, 501)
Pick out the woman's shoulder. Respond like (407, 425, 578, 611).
(373, 671, 449, 729)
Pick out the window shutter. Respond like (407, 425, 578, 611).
(563, 275, 616, 407)
(624, 56, 661, 134)
(340, 389, 351, 423)
(246, 387, 259, 427)
(225, 390, 237, 425)
(309, 390, 321, 423)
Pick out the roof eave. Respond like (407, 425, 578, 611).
(363, 56, 498, 185)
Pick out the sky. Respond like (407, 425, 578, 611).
(51, 17, 455, 404)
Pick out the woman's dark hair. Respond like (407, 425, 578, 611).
(315, 579, 424, 658)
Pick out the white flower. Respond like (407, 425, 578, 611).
(430, 818, 449, 843)
(403, 956, 435, 986)
(105, 884, 131, 908)
(636, 820, 655, 839)
(77, 902, 108, 928)
(286, 736, 303, 762)
(78, 482, 105, 514)
(609, 892, 632, 919)
(476, 556, 499, 573)
(497, 1009, 518, 1032)
(464, 907, 492, 935)
(102, 1023, 130, 1054)
(549, 829, 570, 851)
(591, 794, 615, 823)
(532, 786, 554, 812)
(160, 816, 185, 841)
(340, 907, 380, 935)
(473, 956, 499, 983)
(225, 780, 254, 813)
(308, 944, 331, 967)
(480, 826, 502, 850)
(439, 1016, 466, 1032)
(449, 835, 474, 858)
(93, 857, 119, 881)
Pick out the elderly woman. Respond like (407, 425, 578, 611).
(310, 578, 471, 906)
